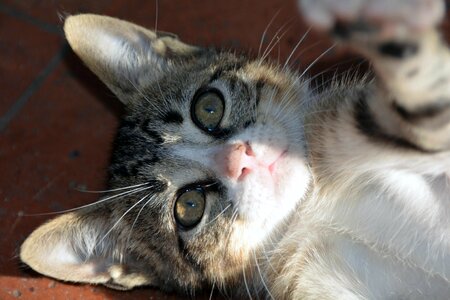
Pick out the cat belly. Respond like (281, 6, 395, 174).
(265, 169, 450, 299)
(273, 231, 450, 299)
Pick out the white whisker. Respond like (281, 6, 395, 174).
(253, 248, 275, 300)
(283, 26, 312, 70)
(23, 185, 153, 216)
(259, 20, 294, 64)
(242, 261, 253, 300)
(206, 204, 232, 226)
(209, 280, 216, 300)
(97, 192, 153, 246)
(258, 8, 282, 58)
(299, 43, 337, 79)
(154, 0, 159, 33)
(74, 182, 150, 193)
(126, 194, 156, 245)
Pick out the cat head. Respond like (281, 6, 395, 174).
(20, 14, 311, 293)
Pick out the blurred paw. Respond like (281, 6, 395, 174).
(299, 0, 445, 41)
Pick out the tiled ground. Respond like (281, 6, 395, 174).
(1, 1, 448, 299)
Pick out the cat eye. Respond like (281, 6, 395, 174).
(174, 187, 206, 228)
(191, 89, 225, 132)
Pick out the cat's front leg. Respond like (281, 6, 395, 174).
(293, 0, 450, 297)
(301, 0, 450, 155)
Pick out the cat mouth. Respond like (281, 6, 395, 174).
(268, 150, 288, 175)
(241, 148, 288, 181)
(241, 148, 288, 180)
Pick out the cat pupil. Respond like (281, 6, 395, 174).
(205, 106, 216, 114)
(191, 89, 224, 132)
(174, 188, 206, 228)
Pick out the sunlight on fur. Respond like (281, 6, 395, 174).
(21, 0, 450, 298)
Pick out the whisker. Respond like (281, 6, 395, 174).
(209, 280, 216, 300)
(154, 0, 159, 32)
(74, 182, 150, 193)
(127, 78, 152, 105)
(260, 242, 278, 274)
(203, 181, 220, 189)
(258, 8, 282, 58)
(285, 40, 326, 69)
(126, 194, 155, 245)
(242, 261, 253, 300)
(301, 57, 368, 92)
(205, 203, 231, 226)
(97, 192, 153, 246)
(259, 19, 294, 64)
(253, 248, 274, 299)
(283, 26, 312, 70)
(126, 79, 167, 116)
(299, 43, 337, 79)
(23, 185, 152, 216)
(224, 208, 239, 255)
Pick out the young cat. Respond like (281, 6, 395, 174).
(20, 0, 450, 298)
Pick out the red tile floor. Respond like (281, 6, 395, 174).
(0, 1, 449, 299)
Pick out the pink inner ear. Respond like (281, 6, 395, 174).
(39, 241, 112, 281)
(24, 240, 112, 284)
(19, 210, 119, 284)
(50, 243, 80, 265)
(48, 236, 127, 278)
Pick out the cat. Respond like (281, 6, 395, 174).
(20, 0, 450, 298)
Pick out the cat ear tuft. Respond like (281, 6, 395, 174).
(64, 14, 201, 105)
(20, 212, 153, 289)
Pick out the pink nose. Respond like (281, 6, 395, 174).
(215, 142, 257, 181)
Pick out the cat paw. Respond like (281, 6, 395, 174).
(299, 0, 445, 42)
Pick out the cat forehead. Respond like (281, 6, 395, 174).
(133, 53, 296, 103)
(243, 60, 297, 88)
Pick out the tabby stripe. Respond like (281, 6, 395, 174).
(131, 157, 160, 174)
(377, 41, 419, 59)
(112, 130, 151, 160)
(177, 237, 206, 274)
(162, 110, 184, 124)
(255, 79, 265, 106)
(228, 75, 238, 93)
(209, 61, 244, 82)
(332, 20, 376, 40)
(393, 100, 450, 130)
(354, 93, 429, 152)
(140, 242, 182, 286)
(226, 74, 250, 103)
(141, 120, 164, 144)
(111, 165, 130, 177)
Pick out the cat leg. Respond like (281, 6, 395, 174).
(297, 0, 450, 293)
(300, 0, 450, 164)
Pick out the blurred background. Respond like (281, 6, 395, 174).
(0, 0, 448, 299)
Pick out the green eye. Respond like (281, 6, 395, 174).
(174, 188, 206, 228)
(191, 89, 224, 132)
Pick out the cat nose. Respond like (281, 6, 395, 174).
(215, 142, 256, 181)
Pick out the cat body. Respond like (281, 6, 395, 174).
(21, 0, 450, 298)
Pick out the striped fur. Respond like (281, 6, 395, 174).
(21, 1, 450, 298)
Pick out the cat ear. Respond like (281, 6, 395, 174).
(64, 14, 201, 105)
(20, 212, 153, 289)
